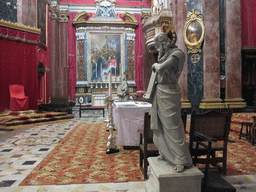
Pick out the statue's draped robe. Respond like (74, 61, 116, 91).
(151, 48, 193, 167)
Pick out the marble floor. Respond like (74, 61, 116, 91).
(0, 107, 255, 192)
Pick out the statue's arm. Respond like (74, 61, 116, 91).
(152, 56, 179, 72)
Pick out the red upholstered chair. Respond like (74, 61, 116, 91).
(9, 84, 29, 111)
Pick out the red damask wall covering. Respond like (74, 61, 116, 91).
(241, 0, 256, 47)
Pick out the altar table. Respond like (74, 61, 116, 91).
(113, 101, 152, 146)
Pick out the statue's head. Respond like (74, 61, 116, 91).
(154, 32, 176, 55)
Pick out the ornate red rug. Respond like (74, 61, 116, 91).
(226, 130, 256, 175)
(20, 120, 256, 186)
(19, 123, 144, 186)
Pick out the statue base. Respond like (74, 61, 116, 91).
(146, 157, 204, 192)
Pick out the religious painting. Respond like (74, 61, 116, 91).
(90, 33, 121, 82)
(186, 20, 202, 44)
(37, 0, 47, 46)
(183, 10, 205, 54)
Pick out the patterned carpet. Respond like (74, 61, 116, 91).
(19, 123, 144, 186)
(223, 130, 256, 175)
(18, 113, 256, 186)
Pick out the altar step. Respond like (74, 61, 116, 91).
(0, 110, 74, 129)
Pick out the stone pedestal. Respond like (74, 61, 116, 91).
(146, 157, 204, 192)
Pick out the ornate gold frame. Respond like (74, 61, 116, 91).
(161, 21, 177, 44)
(183, 10, 205, 54)
(0, 19, 41, 34)
(73, 11, 138, 29)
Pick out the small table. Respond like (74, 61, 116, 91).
(113, 101, 152, 146)
(79, 104, 105, 118)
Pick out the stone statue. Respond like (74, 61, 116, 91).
(117, 74, 129, 101)
(143, 32, 192, 172)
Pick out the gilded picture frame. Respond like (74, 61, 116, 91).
(87, 31, 125, 83)
(183, 10, 205, 54)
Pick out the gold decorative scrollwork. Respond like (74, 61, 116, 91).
(73, 11, 90, 24)
(161, 21, 177, 44)
(122, 12, 138, 25)
(183, 10, 205, 54)
(0, 19, 41, 34)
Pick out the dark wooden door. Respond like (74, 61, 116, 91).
(242, 49, 256, 107)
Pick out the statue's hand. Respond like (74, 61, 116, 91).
(152, 63, 161, 72)
(142, 93, 149, 101)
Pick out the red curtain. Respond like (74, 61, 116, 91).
(0, 26, 40, 42)
(241, 0, 256, 47)
(135, 14, 144, 91)
(0, 39, 38, 112)
(68, 12, 78, 101)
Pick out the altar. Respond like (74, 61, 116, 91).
(113, 101, 152, 146)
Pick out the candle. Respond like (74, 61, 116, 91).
(109, 73, 112, 98)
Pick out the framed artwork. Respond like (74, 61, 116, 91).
(186, 20, 202, 44)
(184, 10, 205, 54)
(88, 32, 124, 82)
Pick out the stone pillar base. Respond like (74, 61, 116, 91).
(199, 98, 225, 109)
(224, 98, 247, 108)
(181, 99, 191, 109)
(146, 157, 204, 192)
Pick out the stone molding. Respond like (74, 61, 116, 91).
(59, 10, 70, 23)
(49, 6, 69, 22)
(49, 6, 59, 20)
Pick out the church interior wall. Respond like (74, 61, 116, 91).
(1, 0, 256, 112)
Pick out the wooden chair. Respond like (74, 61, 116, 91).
(139, 112, 159, 179)
(192, 131, 236, 192)
(189, 110, 232, 175)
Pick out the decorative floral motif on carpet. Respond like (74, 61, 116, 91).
(19, 123, 144, 186)
(225, 130, 256, 175)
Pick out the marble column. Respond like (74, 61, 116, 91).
(58, 10, 70, 98)
(176, 0, 191, 109)
(49, 6, 59, 99)
(199, 0, 224, 109)
(224, 0, 246, 108)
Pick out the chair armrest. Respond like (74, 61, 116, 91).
(194, 132, 216, 150)
(194, 132, 217, 142)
